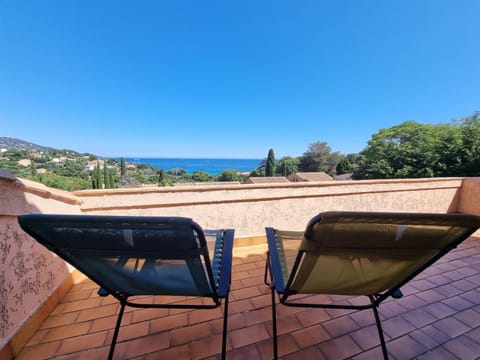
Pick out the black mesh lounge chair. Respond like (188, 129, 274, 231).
(264, 211, 480, 359)
(18, 214, 234, 360)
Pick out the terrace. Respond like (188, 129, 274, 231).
(2, 170, 480, 359)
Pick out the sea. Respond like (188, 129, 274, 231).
(122, 158, 262, 176)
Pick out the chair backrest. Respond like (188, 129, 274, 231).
(283, 211, 480, 296)
(18, 214, 219, 298)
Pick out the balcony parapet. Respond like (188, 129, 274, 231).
(0, 170, 81, 356)
(74, 177, 466, 237)
(0, 169, 81, 216)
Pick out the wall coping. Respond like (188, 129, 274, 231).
(72, 177, 468, 197)
(0, 168, 81, 205)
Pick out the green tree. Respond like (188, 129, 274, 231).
(168, 168, 186, 178)
(128, 163, 165, 185)
(192, 171, 214, 182)
(30, 160, 37, 176)
(92, 160, 102, 189)
(336, 153, 361, 175)
(158, 169, 166, 186)
(299, 142, 341, 175)
(249, 160, 265, 177)
(91, 164, 97, 189)
(120, 157, 127, 177)
(336, 157, 351, 175)
(103, 163, 111, 188)
(109, 169, 116, 188)
(250, 156, 271, 177)
(218, 169, 242, 181)
(4, 149, 28, 161)
(459, 113, 480, 176)
(248, 168, 264, 177)
(36, 173, 91, 191)
(265, 148, 275, 177)
(275, 156, 299, 176)
(354, 120, 465, 179)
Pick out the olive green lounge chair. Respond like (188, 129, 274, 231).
(265, 211, 480, 359)
(18, 214, 234, 360)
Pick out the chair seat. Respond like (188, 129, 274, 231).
(18, 214, 234, 360)
(265, 211, 480, 360)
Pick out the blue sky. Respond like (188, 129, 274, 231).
(1, 1, 479, 159)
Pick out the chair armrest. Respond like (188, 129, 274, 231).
(216, 229, 234, 297)
(265, 227, 286, 293)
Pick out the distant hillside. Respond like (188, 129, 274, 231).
(0, 137, 52, 151)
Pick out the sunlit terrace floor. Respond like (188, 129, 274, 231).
(16, 236, 480, 360)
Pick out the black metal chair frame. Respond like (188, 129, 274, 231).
(18, 214, 234, 360)
(264, 212, 480, 360)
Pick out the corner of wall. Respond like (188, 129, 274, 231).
(457, 178, 480, 215)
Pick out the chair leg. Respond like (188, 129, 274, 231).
(369, 297, 389, 360)
(108, 301, 126, 360)
(266, 252, 278, 359)
(271, 284, 278, 360)
(221, 294, 230, 360)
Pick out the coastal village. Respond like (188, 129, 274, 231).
(0, 137, 351, 191)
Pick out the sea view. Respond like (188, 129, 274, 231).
(123, 158, 262, 176)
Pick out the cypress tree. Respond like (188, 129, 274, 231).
(158, 169, 165, 186)
(104, 162, 111, 189)
(91, 166, 96, 189)
(96, 160, 102, 189)
(92, 162, 100, 189)
(120, 157, 126, 177)
(109, 170, 116, 188)
(265, 148, 275, 177)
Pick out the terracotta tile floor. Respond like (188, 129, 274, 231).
(16, 236, 480, 360)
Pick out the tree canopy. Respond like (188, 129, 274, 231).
(276, 156, 299, 176)
(218, 169, 243, 181)
(299, 141, 341, 175)
(354, 115, 480, 179)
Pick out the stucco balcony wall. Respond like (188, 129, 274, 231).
(457, 177, 480, 214)
(0, 170, 82, 355)
(74, 177, 465, 237)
